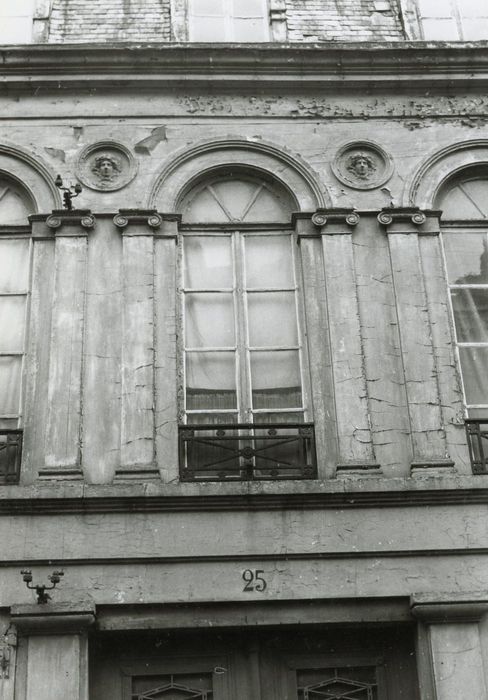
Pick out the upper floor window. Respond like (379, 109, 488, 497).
(0, 0, 35, 44)
(418, 0, 488, 40)
(177, 172, 316, 481)
(188, 0, 270, 41)
(437, 170, 488, 419)
(0, 177, 33, 482)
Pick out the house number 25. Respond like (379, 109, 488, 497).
(242, 569, 267, 592)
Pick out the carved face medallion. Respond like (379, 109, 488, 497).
(332, 142, 393, 190)
(76, 142, 137, 192)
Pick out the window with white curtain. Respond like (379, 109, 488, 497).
(417, 0, 488, 40)
(0, 178, 33, 431)
(188, 0, 269, 42)
(437, 171, 488, 418)
(178, 173, 309, 428)
(0, 0, 35, 44)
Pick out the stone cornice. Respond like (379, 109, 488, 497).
(1, 485, 488, 514)
(1, 43, 488, 89)
(411, 593, 488, 623)
(11, 602, 96, 635)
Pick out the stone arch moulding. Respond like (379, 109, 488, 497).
(407, 140, 488, 209)
(148, 137, 330, 212)
(0, 142, 61, 211)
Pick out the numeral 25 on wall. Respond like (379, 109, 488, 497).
(242, 569, 267, 592)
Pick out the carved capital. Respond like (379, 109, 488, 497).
(311, 208, 360, 234)
(113, 209, 163, 232)
(378, 208, 440, 235)
(45, 209, 95, 235)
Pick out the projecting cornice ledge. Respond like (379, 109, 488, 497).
(411, 593, 488, 623)
(1, 43, 488, 88)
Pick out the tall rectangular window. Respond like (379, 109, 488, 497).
(418, 0, 488, 40)
(177, 174, 316, 481)
(188, 0, 270, 42)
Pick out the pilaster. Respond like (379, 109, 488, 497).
(153, 213, 180, 482)
(113, 210, 162, 480)
(379, 208, 454, 474)
(11, 602, 95, 700)
(295, 213, 337, 477)
(411, 593, 488, 700)
(310, 209, 380, 475)
(41, 211, 95, 481)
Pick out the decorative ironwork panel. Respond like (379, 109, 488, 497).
(0, 430, 22, 484)
(132, 673, 213, 700)
(297, 666, 378, 700)
(179, 422, 316, 481)
(465, 419, 488, 473)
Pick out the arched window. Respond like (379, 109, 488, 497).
(178, 172, 315, 481)
(436, 170, 488, 420)
(0, 176, 33, 481)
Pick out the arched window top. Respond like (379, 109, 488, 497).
(178, 173, 296, 224)
(435, 169, 488, 220)
(0, 176, 35, 226)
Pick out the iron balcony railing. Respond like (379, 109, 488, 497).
(0, 430, 22, 484)
(465, 419, 488, 474)
(179, 422, 317, 482)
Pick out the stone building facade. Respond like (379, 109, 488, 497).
(1, 2, 488, 699)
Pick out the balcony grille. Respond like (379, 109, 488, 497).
(465, 419, 488, 474)
(179, 422, 316, 482)
(0, 430, 22, 484)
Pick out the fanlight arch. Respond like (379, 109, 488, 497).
(177, 169, 296, 223)
(434, 166, 488, 220)
(407, 139, 488, 209)
(149, 137, 328, 212)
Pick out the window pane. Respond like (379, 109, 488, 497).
(233, 17, 268, 41)
(190, 16, 227, 40)
(418, 0, 453, 17)
(233, 0, 265, 16)
(451, 288, 488, 342)
(421, 18, 460, 39)
(247, 292, 298, 346)
(243, 186, 292, 222)
(444, 233, 488, 284)
(190, 0, 224, 14)
(462, 17, 488, 38)
(0, 239, 30, 292)
(184, 236, 233, 288)
(251, 350, 302, 409)
(459, 346, 488, 405)
(0, 297, 26, 352)
(245, 235, 294, 288)
(0, 16, 33, 43)
(186, 351, 237, 409)
(462, 0, 488, 16)
(0, 356, 22, 415)
(185, 293, 235, 347)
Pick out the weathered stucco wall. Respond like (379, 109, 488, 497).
(0, 80, 481, 481)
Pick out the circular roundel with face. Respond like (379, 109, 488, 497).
(332, 141, 393, 191)
(76, 141, 137, 192)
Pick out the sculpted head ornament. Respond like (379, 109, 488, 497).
(91, 153, 123, 182)
(346, 152, 377, 180)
